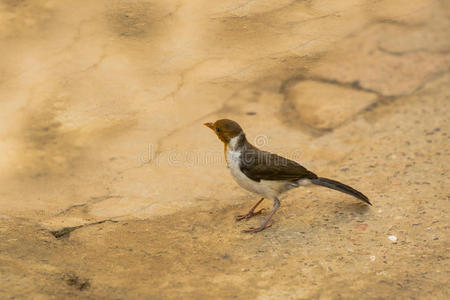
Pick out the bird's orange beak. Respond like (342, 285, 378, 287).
(203, 122, 214, 130)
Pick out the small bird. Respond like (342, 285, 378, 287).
(204, 119, 371, 233)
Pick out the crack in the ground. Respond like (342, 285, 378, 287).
(89, 194, 123, 204)
(280, 74, 383, 98)
(49, 219, 118, 239)
(377, 44, 450, 56)
(54, 204, 87, 217)
(156, 1, 182, 22)
(48, 17, 97, 59)
(54, 195, 122, 217)
(77, 42, 110, 74)
(278, 67, 450, 135)
(342, 18, 424, 41)
(210, 0, 297, 19)
(149, 58, 223, 107)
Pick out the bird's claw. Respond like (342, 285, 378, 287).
(235, 209, 264, 221)
(242, 220, 273, 233)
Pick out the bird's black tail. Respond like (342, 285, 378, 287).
(311, 177, 371, 205)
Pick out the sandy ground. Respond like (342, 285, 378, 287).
(0, 0, 449, 299)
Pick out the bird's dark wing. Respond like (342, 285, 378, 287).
(240, 147, 317, 182)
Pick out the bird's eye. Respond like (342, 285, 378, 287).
(216, 128, 221, 133)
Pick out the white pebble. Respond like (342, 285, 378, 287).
(370, 255, 376, 261)
(388, 235, 398, 243)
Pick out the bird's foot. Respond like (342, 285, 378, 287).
(235, 209, 264, 221)
(242, 220, 273, 233)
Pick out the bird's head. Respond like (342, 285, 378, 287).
(203, 119, 243, 144)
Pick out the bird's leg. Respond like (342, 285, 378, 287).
(235, 198, 265, 221)
(243, 197, 280, 233)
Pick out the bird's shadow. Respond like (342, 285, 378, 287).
(277, 197, 374, 228)
(318, 200, 372, 226)
(339, 201, 371, 214)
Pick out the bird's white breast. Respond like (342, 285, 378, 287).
(226, 135, 293, 198)
(226, 145, 267, 196)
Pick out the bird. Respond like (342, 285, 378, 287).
(204, 119, 371, 233)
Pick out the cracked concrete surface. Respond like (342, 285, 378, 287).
(0, 0, 449, 299)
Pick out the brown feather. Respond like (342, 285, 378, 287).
(239, 139, 317, 182)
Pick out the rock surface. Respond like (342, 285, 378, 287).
(0, 0, 449, 299)
(286, 80, 378, 130)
